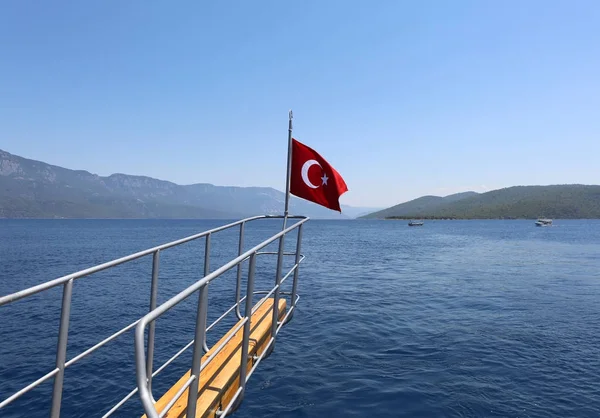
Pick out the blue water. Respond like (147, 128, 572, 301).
(1, 219, 599, 417)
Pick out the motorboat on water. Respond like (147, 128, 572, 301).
(535, 218, 552, 227)
(408, 220, 424, 226)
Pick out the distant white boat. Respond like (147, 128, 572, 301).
(535, 218, 552, 227)
(408, 220, 424, 226)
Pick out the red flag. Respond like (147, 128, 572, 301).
(290, 138, 348, 212)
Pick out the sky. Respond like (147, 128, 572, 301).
(1, 1, 599, 208)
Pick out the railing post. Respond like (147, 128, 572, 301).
(186, 283, 209, 418)
(50, 279, 74, 418)
(235, 222, 245, 320)
(269, 232, 286, 350)
(239, 252, 256, 396)
(146, 250, 160, 395)
(204, 234, 211, 278)
(202, 234, 211, 353)
(289, 224, 303, 319)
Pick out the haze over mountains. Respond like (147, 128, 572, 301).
(2, 148, 598, 220)
(0, 149, 377, 219)
(362, 185, 600, 219)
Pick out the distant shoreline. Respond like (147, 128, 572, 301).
(361, 185, 600, 220)
(382, 217, 600, 220)
(3, 217, 600, 221)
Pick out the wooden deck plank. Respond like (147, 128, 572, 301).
(143, 297, 286, 418)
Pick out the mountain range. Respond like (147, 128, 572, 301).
(362, 185, 600, 219)
(0, 149, 377, 219)
(4, 148, 597, 220)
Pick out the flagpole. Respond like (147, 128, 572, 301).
(283, 110, 293, 227)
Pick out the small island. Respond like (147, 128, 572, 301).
(361, 185, 600, 220)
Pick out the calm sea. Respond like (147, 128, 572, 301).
(1, 219, 599, 417)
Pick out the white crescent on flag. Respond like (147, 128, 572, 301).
(300, 159, 321, 189)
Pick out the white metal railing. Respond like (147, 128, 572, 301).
(0, 215, 308, 417)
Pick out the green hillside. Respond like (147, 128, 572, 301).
(362, 192, 478, 219)
(362, 185, 600, 219)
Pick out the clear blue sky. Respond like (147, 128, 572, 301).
(1, 1, 598, 208)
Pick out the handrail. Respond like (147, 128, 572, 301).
(0, 215, 305, 307)
(0, 214, 308, 418)
(134, 216, 308, 418)
(134, 218, 306, 330)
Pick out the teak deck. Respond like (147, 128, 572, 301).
(143, 297, 286, 418)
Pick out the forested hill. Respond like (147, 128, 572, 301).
(362, 185, 600, 219)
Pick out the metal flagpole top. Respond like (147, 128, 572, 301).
(283, 110, 294, 222)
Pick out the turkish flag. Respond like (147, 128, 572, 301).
(290, 138, 348, 212)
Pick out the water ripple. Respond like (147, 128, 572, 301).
(1, 219, 599, 417)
